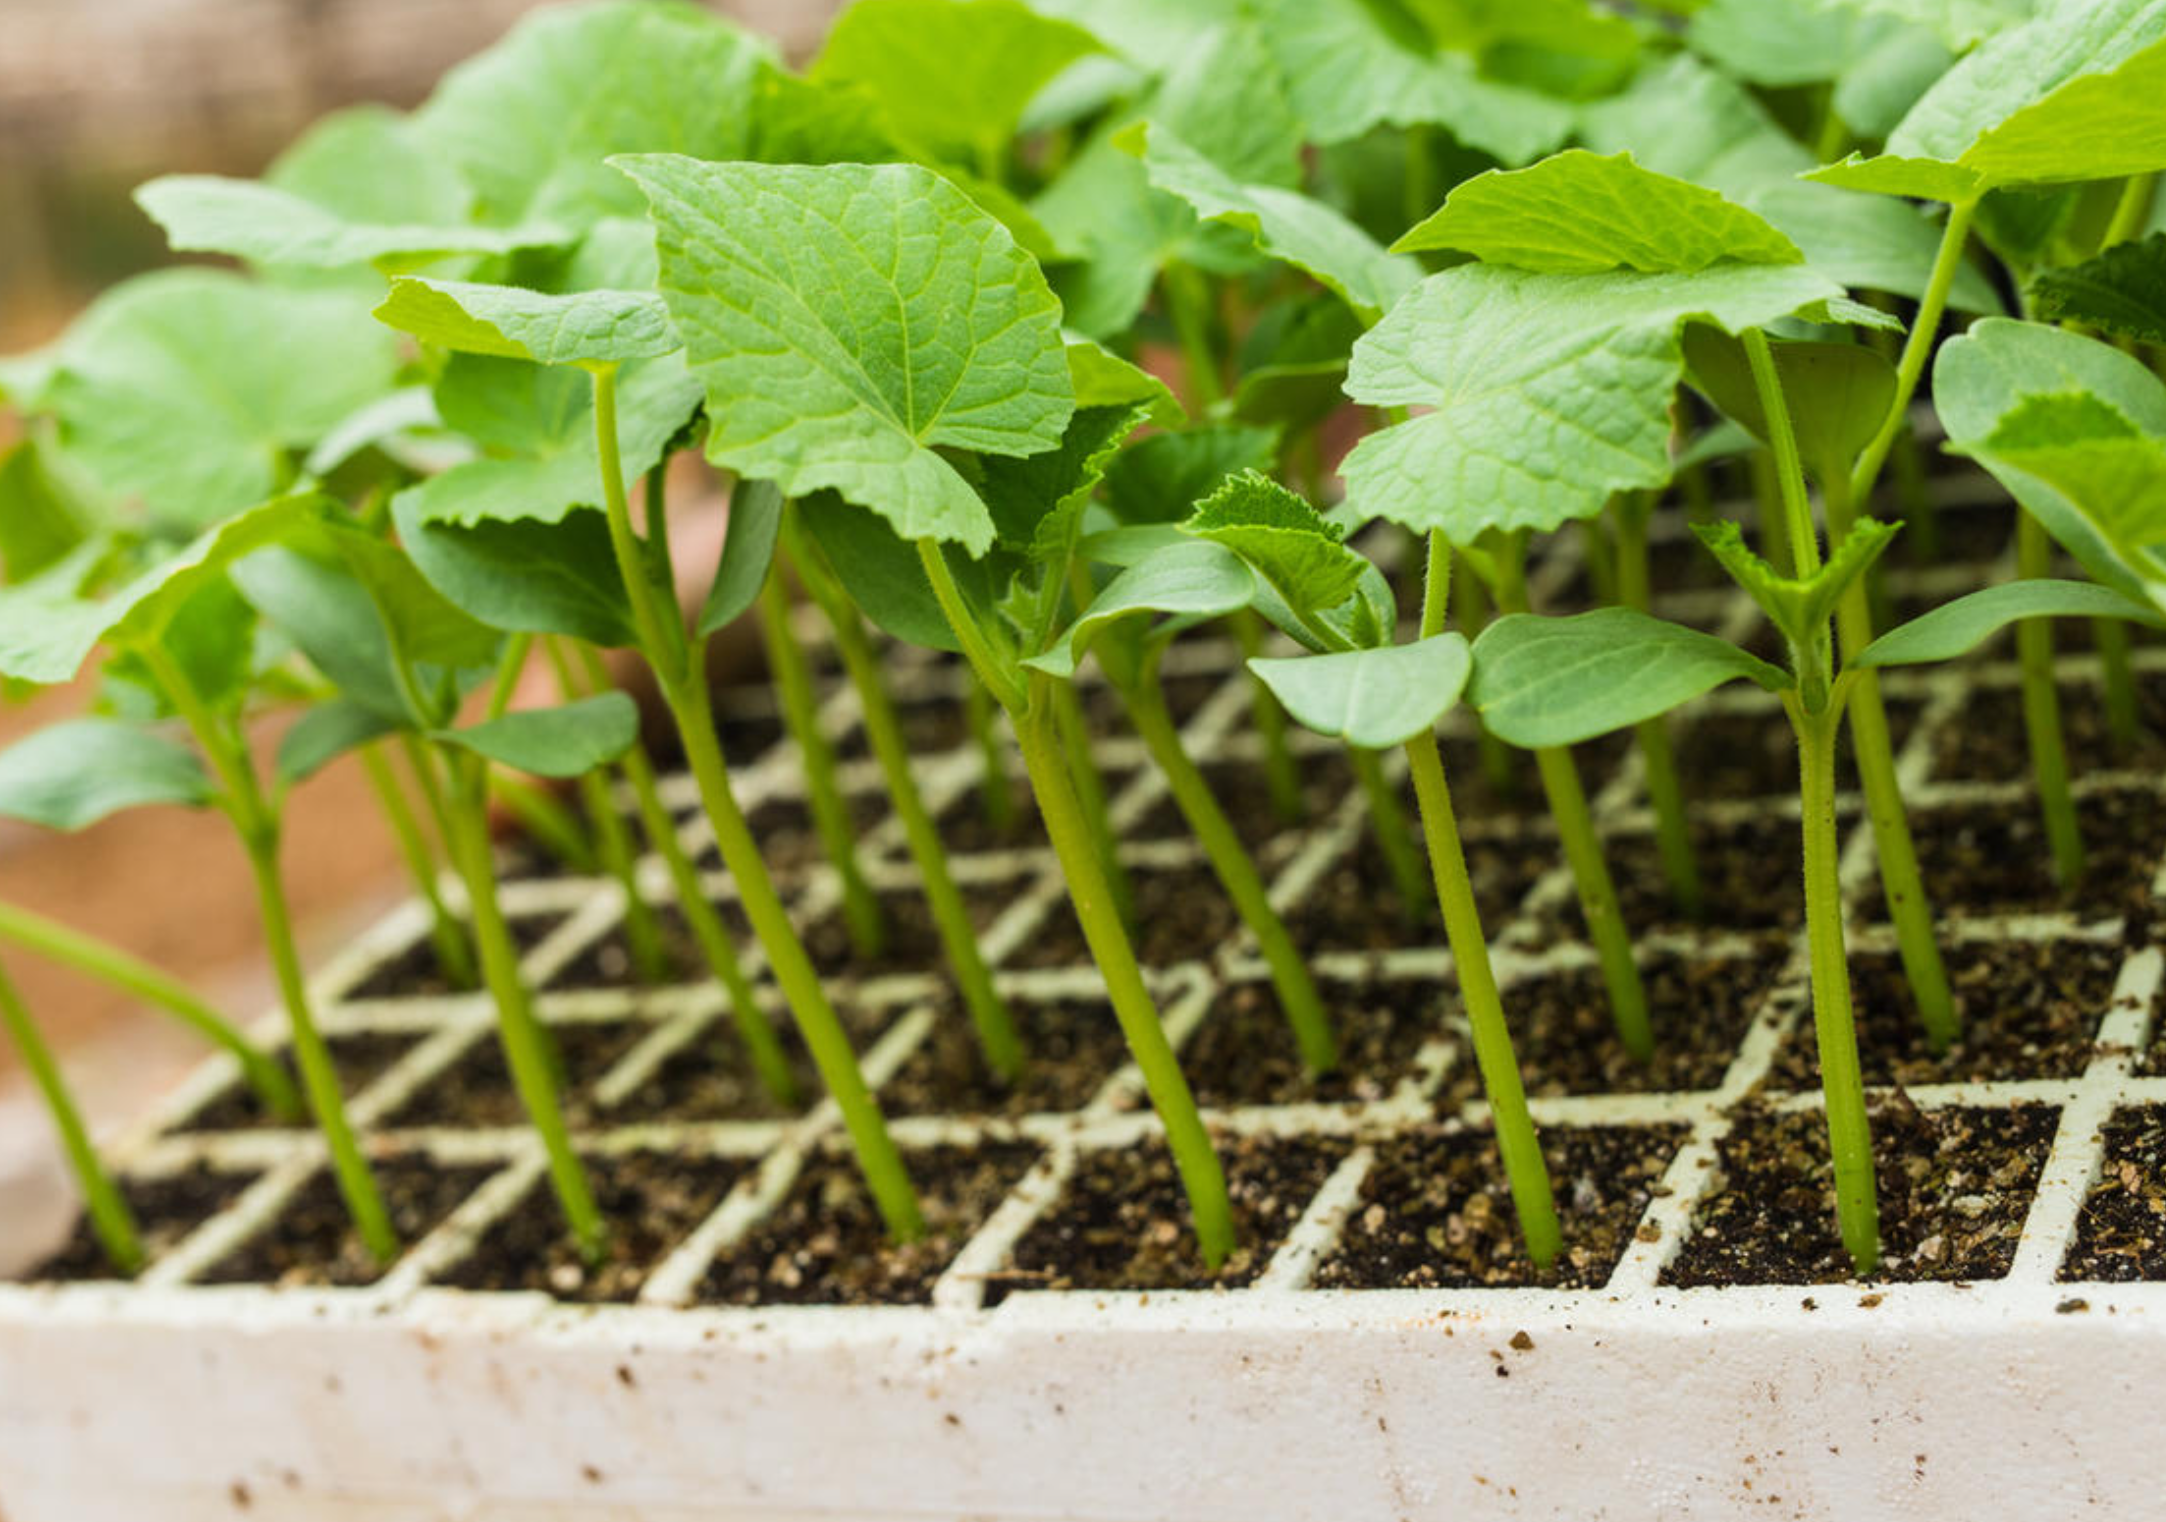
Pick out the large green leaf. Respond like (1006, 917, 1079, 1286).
(1471, 608, 1789, 747)
(1026, 539, 1257, 677)
(1860, 579, 2165, 667)
(374, 278, 675, 366)
(0, 719, 214, 829)
(44, 271, 399, 530)
(437, 692, 639, 777)
(978, 406, 1143, 557)
(1249, 634, 1473, 749)
(1066, 336, 1184, 427)
(2029, 235, 2166, 346)
(1680, 330, 1897, 490)
(811, 0, 1100, 170)
(135, 178, 562, 273)
(394, 498, 639, 649)
(1341, 262, 1846, 537)
(618, 157, 1074, 554)
(410, 0, 773, 227)
(0, 440, 97, 581)
(1397, 150, 1802, 273)
(1015, 0, 1237, 62)
(1124, 124, 1420, 322)
(1806, 0, 2031, 48)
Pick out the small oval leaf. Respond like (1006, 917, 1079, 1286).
(1248, 634, 1472, 750)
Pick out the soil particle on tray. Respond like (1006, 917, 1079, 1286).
(1315, 1124, 1682, 1290)
(880, 997, 1131, 1117)
(1011, 859, 1244, 970)
(1931, 679, 2166, 785)
(1551, 815, 1805, 939)
(987, 1134, 1345, 1302)
(198, 1156, 493, 1289)
(1179, 977, 1443, 1109)
(26, 1165, 258, 1282)
(341, 914, 568, 1000)
(441, 1151, 743, 1303)
(380, 1020, 651, 1130)
(1764, 937, 2122, 1090)
(701, 1143, 1038, 1306)
(1662, 1098, 2057, 1287)
(2061, 1105, 2166, 1282)
(1290, 832, 1541, 958)
(600, 1019, 825, 1124)
(1675, 700, 1922, 801)
(1857, 788, 2166, 924)
(173, 1031, 423, 1134)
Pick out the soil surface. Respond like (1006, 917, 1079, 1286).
(1675, 700, 1922, 801)
(1763, 937, 2124, 1090)
(833, 690, 974, 761)
(600, 1018, 825, 1125)
(342, 914, 568, 1000)
(1856, 789, 2166, 924)
(199, 1156, 493, 1289)
(381, 1021, 651, 1130)
(801, 883, 1005, 981)
(1081, 670, 1226, 733)
(2062, 1105, 2166, 1282)
(1931, 679, 2166, 785)
(1178, 977, 1443, 1109)
(1315, 1124, 1682, 1290)
(1130, 751, 1355, 855)
(986, 1134, 1345, 1301)
(1552, 815, 1805, 939)
(26, 1164, 258, 1282)
(702, 1143, 1038, 1306)
(933, 772, 1046, 855)
(716, 790, 890, 878)
(174, 1031, 423, 1133)
(1012, 859, 1244, 970)
(1663, 1097, 2057, 1286)
(440, 1151, 742, 1303)
(880, 997, 1131, 1117)
(1290, 831, 1540, 958)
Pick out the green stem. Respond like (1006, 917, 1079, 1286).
(1749, 448, 1796, 578)
(0, 959, 142, 1274)
(1050, 677, 1133, 928)
(965, 674, 1018, 833)
(2018, 510, 2086, 884)
(489, 771, 596, 874)
(0, 901, 300, 1121)
(2104, 172, 2158, 251)
(1850, 198, 1978, 511)
(1232, 608, 1305, 824)
(787, 522, 1021, 1081)
(359, 745, 475, 988)
(1123, 658, 1337, 1076)
(444, 750, 605, 1263)
(1454, 557, 1519, 798)
(1792, 702, 1881, 1276)
(1615, 494, 1704, 921)
(2094, 617, 2141, 747)
(1349, 745, 1429, 922)
(1163, 262, 1225, 410)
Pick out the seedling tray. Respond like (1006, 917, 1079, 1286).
(4, 486, 2165, 1520)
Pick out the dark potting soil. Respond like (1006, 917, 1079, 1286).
(1315, 1123, 1683, 1290)
(801, 882, 1006, 981)
(1662, 1097, 2057, 1286)
(380, 1020, 651, 1130)
(700, 1143, 1038, 1306)
(932, 772, 1046, 855)
(26, 1164, 258, 1282)
(1010, 859, 1244, 971)
(1855, 788, 2166, 925)
(545, 903, 723, 992)
(197, 1156, 493, 1289)
(173, 1031, 423, 1134)
(1763, 937, 2124, 1091)
(833, 689, 975, 762)
(1080, 670, 1227, 733)
(1441, 954, 1774, 1105)
(713, 789, 891, 878)
(1290, 832, 1540, 958)
(601, 1019, 824, 1125)
(1931, 678, 2166, 785)
(1550, 815, 1805, 940)
(1179, 977, 1442, 1109)
(439, 1151, 743, 1303)
(880, 997, 1131, 1117)
(2061, 1105, 2166, 1282)
(1130, 750, 1355, 855)
(340, 914, 569, 1001)
(1887, 500, 2016, 567)
(985, 1134, 1345, 1302)
(1674, 699, 1923, 802)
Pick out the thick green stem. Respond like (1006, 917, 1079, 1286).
(1851, 199, 1978, 511)
(359, 745, 475, 988)
(757, 572, 886, 956)
(965, 674, 1018, 832)
(444, 751, 605, 1263)
(0, 959, 142, 1274)
(1124, 662, 1336, 1075)
(0, 901, 300, 1121)
(1349, 746, 1429, 921)
(2094, 617, 2141, 746)
(2105, 171, 2158, 251)
(1793, 703, 1881, 1276)
(1232, 608, 1305, 824)
(1615, 495, 1704, 920)
(1050, 678, 1134, 928)
(2018, 510, 2086, 883)
(787, 525, 1021, 1080)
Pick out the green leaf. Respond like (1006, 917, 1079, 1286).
(1065, 336, 1184, 427)
(1123, 123, 1420, 322)
(1680, 329, 1898, 490)
(374, 278, 675, 366)
(437, 692, 639, 778)
(1694, 516, 1902, 652)
(1470, 608, 1789, 747)
(811, 0, 1101, 169)
(263, 104, 473, 227)
(1031, 126, 1200, 339)
(1102, 424, 1281, 525)
(394, 499, 639, 649)
(410, 0, 773, 227)
(134, 177, 564, 273)
(1342, 262, 1848, 537)
(0, 719, 213, 829)
(1859, 579, 2166, 667)
(1805, 0, 2030, 49)
(1248, 634, 1473, 749)
(1975, 393, 2166, 592)
(1396, 150, 1803, 273)
(1804, 152, 1987, 203)
(618, 157, 1074, 554)
(795, 495, 959, 652)
(2029, 235, 2166, 346)
(1181, 472, 1367, 625)
(44, 271, 400, 530)
(396, 352, 702, 527)
(1025, 538, 1257, 677)
(278, 699, 400, 787)
(0, 440, 96, 581)
(700, 480, 784, 637)
(979, 406, 1143, 554)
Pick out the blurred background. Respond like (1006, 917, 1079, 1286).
(0, 0, 840, 1229)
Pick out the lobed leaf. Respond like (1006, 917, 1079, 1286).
(2028, 235, 2166, 347)
(374, 278, 676, 366)
(1181, 472, 1367, 626)
(1248, 634, 1473, 749)
(135, 177, 563, 272)
(1025, 539, 1256, 677)
(0, 719, 213, 830)
(1860, 579, 2166, 667)
(436, 692, 640, 777)
(1694, 516, 1902, 654)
